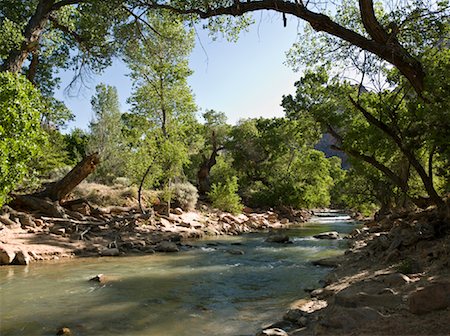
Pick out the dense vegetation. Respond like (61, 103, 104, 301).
(1, 0, 449, 216)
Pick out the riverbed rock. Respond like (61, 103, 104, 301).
(226, 249, 245, 255)
(89, 274, 107, 283)
(312, 257, 341, 268)
(256, 327, 288, 336)
(266, 234, 290, 243)
(12, 250, 30, 265)
(313, 231, 340, 239)
(408, 282, 450, 314)
(155, 241, 179, 252)
(0, 247, 16, 265)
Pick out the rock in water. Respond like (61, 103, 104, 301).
(13, 250, 30, 265)
(155, 241, 179, 252)
(56, 327, 72, 335)
(256, 328, 288, 336)
(313, 231, 340, 239)
(265, 234, 290, 243)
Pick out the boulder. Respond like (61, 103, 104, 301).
(313, 231, 339, 240)
(100, 248, 120, 256)
(320, 306, 383, 330)
(408, 282, 450, 314)
(334, 289, 402, 309)
(0, 247, 16, 265)
(266, 234, 290, 243)
(13, 250, 31, 265)
(155, 241, 179, 252)
(256, 328, 288, 336)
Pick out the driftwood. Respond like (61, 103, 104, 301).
(11, 195, 67, 218)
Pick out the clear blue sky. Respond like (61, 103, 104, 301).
(56, 13, 304, 131)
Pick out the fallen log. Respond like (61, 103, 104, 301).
(35, 153, 100, 203)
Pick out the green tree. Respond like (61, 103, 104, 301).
(0, 72, 45, 205)
(87, 84, 127, 184)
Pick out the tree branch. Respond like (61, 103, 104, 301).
(144, 0, 424, 93)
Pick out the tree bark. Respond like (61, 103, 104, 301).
(197, 131, 223, 195)
(36, 153, 100, 203)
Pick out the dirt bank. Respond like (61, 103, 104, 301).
(257, 208, 450, 336)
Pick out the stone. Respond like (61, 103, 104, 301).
(334, 289, 402, 309)
(89, 274, 107, 283)
(320, 306, 383, 330)
(155, 241, 179, 252)
(280, 218, 289, 224)
(13, 250, 31, 265)
(256, 328, 288, 336)
(312, 257, 341, 268)
(375, 273, 411, 287)
(51, 227, 66, 235)
(283, 309, 307, 324)
(310, 288, 334, 299)
(56, 327, 72, 335)
(408, 282, 450, 314)
(290, 299, 328, 313)
(100, 248, 120, 256)
(266, 234, 290, 243)
(226, 249, 245, 255)
(0, 247, 16, 265)
(313, 231, 339, 240)
(173, 207, 183, 215)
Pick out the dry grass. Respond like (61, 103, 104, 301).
(72, 182, 158, 208)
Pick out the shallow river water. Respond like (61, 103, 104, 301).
(0, 212, 357, 336)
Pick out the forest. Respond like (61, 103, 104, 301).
(1, 0, 448, 217)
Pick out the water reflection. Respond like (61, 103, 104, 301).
(0, 213, 357, 336)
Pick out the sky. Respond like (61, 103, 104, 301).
(55, 12, 305, 131)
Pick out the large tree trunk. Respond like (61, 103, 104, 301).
(1, 0, 56, 73)
(36, 153, 100, 203)
(197, 131, 223, 195)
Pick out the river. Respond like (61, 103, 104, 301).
(0, 212, 357, 336)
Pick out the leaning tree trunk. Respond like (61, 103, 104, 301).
(36, 153, 100, 203)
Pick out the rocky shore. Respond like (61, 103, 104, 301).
(0, 202, 310, 265)
(257, 207, 450, 336)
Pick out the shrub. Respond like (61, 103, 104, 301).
(171, 182, 198, 211)
(208, 176, 243, 214)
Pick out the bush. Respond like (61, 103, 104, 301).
(171, 182, 198, 211)
(208, 176, 243, 214)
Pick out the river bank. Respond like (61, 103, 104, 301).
(0, 201, 311, 265)
(257, 206, 450, 336)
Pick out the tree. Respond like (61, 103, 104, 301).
(124, 10, 199, 212)
(282, 65, 449, 210)
(0, 72, 45, 205)
(196, 110, 231, 194)
(87, 84, 126, 184)
(145, 0, 449, 95)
